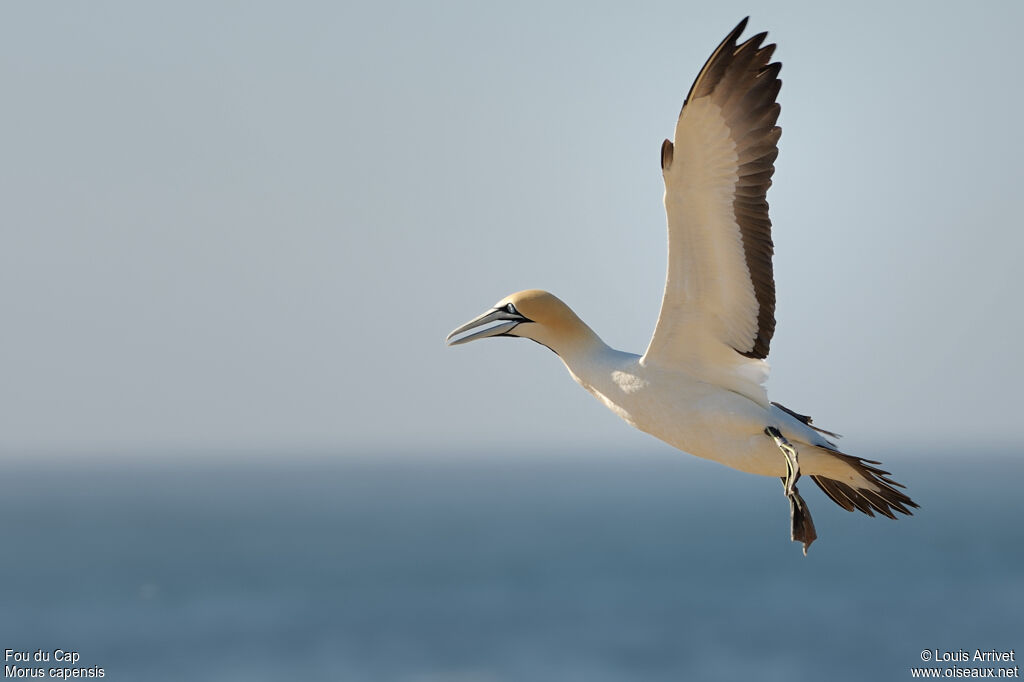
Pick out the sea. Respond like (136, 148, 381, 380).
(1, 448, 1021, 681)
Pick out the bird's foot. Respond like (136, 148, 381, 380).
(766, 426, 817, 555)
(787, 484, 817, 556)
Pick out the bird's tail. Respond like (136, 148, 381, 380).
(770, 401, 919, 518)
(810, 453, 919, 519)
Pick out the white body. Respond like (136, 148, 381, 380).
(560, 339, 871, 489)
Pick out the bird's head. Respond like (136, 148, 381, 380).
(445, 289, 592, 354)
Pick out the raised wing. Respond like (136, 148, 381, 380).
(643, 18, 781, 397)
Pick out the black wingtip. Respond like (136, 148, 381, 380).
(683, 17, 756, 110)
(724, 18, 750, 49)
(744, 31, 769, 49)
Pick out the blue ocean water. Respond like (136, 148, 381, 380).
(1, 450, 1020, 681)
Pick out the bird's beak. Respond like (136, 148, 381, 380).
(446, 308, 527, 346)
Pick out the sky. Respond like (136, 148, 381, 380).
(3, 1, 1023, 459)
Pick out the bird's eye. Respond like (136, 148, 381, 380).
(505, 303, 517, 314)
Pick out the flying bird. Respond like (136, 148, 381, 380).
(445, 18, 917, 553)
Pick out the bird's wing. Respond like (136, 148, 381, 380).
(642, 18, 781, 401)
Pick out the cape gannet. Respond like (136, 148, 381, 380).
(446, 18, 917, 553)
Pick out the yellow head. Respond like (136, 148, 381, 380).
(446, 289, 595, 355)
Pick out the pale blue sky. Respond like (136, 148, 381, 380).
(3, 1, 1022, 457)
